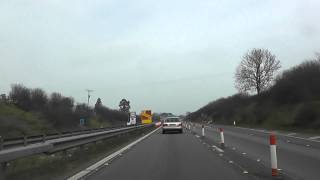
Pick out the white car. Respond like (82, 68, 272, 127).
(162, 117, 183, 134)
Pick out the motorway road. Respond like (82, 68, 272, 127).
(191, 124, 320, 180)
(87, 128, 280, 180)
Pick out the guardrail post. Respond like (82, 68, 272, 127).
(219, 128, 225, 148)
(0, 136, 3, 150)
(23, 136, 27, 146)
(62, 150, 68, 159)
(42, 134, 46, 143)
(80, 144, 85, 150)
(270, 133, 278, 177)
(1, 162, 7, 179)
(1, 162, 7, 170)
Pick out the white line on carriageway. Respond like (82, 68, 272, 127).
(202, 124, 320, 144)
(309, 136, 320, 140)
(212, 145, 224, 153)
(67, 127, 161, 180)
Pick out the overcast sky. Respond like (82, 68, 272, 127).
(0, 0, 319, 114)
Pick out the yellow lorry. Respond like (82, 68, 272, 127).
(141, 110, 152, 124)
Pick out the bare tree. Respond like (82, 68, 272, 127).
(30, 88, 48, 111)
(119, 99, 130, 113)
(95, 98, 102, 109)
(94, 98, 103, 114)
(235, 48, 281, 95)
(46, 92, 75, 127)
(9, 84, 32, 110)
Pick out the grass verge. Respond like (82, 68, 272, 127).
(4, 126, 156, 180)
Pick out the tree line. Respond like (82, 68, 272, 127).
(4, 84, 127, 129)
(188, 50, 320, 129)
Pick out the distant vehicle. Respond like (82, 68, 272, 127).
(162, 117, 183, 134)
(155, 121, 162, 127)
(127, 112, 137, 126)
(141, 110, 152, 124)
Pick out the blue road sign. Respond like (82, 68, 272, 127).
(80, 118, 85, 126)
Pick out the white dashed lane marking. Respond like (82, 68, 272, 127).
(191, 124, 252, 177)
(212, 145, 225, 153)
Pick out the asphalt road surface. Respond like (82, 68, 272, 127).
(87, 128, 282, 180)
(191, 124, 320, 180)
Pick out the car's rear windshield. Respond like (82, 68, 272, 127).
(165, 118, 180, 122)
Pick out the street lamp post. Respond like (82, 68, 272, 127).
(86, 89, 94, 106)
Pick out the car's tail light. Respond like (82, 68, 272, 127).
(178, 123, 182, 126)
(163, 124, 168, 126)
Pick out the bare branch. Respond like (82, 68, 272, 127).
(235, 48, 281, 94)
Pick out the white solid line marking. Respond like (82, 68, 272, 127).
(68, 127, 161, 180)
(309, 136, 320, 140)
(285, 134, 320, 143)
(287, 133, 297, 136)
(233, 126, 320, 143)
(212, 145, 224, 153)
